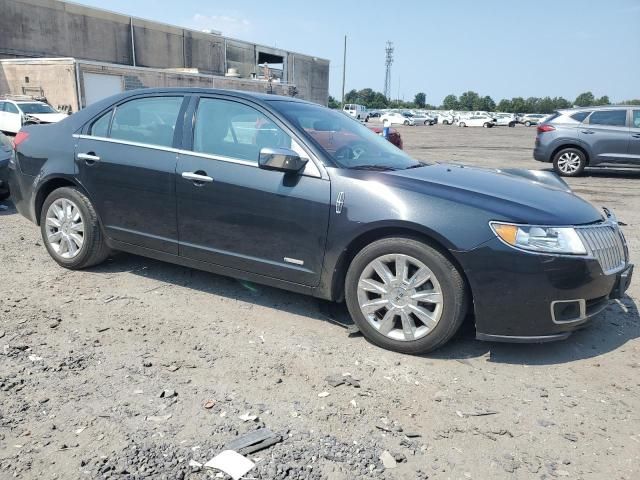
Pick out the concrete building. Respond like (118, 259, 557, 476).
(0, 0, 330, 108)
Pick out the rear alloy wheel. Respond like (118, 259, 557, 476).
(483, 122, 490, 128)
(459, 122, 466, 127)
(525, 121, 532, 127)
(40, 187, 111, 269)
(553, 148, 586, 177)
(345, 237, 468, 354)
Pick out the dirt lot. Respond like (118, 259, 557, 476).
(1, 124, 638, 480)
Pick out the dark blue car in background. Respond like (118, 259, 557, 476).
(7, 88, 633, 353)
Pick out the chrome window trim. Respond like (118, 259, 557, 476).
(73, 134, 323, 177)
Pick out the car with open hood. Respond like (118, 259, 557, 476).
(8, 88, 633, 354)
(0, 98, 68, 134)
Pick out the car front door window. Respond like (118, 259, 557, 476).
(193, 98, 298, 163)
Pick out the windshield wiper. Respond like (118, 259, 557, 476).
(405, 163, 426, 169)
(349, 165, 397, 171)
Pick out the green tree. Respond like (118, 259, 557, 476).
(442, 94, 459, 110)
(344, 89, 358, 104)
(414, 92, 426, 108)
(510, 97, 527, 113)
(496, 99, 513, 112)
(458, 91, 480, 111)
(328, 96, 340, 109)
(552, 97, 571, 110)
(622, 99, 640, 105)
(595, 95, 610, 106)
(574, 91, 595, 107)
(474, 95, 495, 112)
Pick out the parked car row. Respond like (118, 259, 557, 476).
(0, 132, 11, 200)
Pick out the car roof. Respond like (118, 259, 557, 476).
(558, 105, 634, 114)
(111, 87, 313, 105)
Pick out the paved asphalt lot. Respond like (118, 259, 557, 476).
(0, 123, 638, 479)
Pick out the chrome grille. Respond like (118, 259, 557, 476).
(578, 224, 627, 274)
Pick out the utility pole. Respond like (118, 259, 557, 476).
(341, 35, 347, 107)
(384, 41, 394, 101)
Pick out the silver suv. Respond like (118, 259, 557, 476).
(533, 106, 640, 176)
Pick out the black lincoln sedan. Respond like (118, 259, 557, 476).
(7, 88, 633, 354)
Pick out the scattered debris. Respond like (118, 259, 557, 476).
(318, 391, 330, 398)
(225, 428, 283, 455)
(204, 450, 255, 480)
(325, 374, 361, 388)
(96, 327, 110, 333)
(159, 389, 177, 398)
(145, 413, 171, 423)
(238, 412, 258, 422)
(145, 414, 172, 423)
(379, 450, 397, 469)
(188, 459, 203, 469)
(563, 433, 579, 442)
(456, 409, 499, 418)
(28, 355, 43, 362)
(203, 399, 216, 409)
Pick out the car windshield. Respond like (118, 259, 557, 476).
(19, 103, 57, 114)
(271, 101, 422, 170)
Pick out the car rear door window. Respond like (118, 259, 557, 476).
(570, 111, 590, 122)
(588, 110, 627, 127)
(633, 110, 640, 128)
(90, 110, 112, 137)
(110, 96, 183, 148)
(193, 98, 294, 163)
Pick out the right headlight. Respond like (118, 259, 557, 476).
(491, 222, 587, 255)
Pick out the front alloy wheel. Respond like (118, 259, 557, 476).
(345, 237, 468, 354)
(357, 254, 443, 341)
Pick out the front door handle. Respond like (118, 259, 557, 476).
(182, 171, 213, 184)
(78, 152, 101, 164)
(581, 130, 595, 134)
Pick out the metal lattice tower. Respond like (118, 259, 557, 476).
(384, 41, 394, 100)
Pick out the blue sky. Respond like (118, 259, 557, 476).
(73, 0, 640, 104)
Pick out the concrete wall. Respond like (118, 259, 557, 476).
(0, 59, 79, 112)
(0, 0, 329, 105)
(0, 59, 294, 113)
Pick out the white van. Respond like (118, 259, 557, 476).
(343, 104, 368, 121)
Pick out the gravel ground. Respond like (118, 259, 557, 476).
(1, 124, 638, 479)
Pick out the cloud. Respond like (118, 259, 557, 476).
(191, 13, 251, 37)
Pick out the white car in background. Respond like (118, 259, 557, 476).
(494, 113, 517, 127)
(381, 112, 415, 126)
(343, 104, 369, 121)
(457, 115, 495, 128)
(520, 113, 548, 127)
(0, 99, 67, 134)
(403, 111, 435, 125)
(438, 113, 455, 125)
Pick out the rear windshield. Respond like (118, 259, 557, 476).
(544, 112, 561, 123)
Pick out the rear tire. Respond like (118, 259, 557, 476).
(552, 148, 587, 177)
(442, 120, 449, 125)
(404, 120, 410, 126)
(345, 237, 468, 354)
(508, 121, 516, 127)
(525, 121, 532, 127)
(483, 122, 490, 128)
(459, 122, 466, 127)
(40, 187, 111, 269)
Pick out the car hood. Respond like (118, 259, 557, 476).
(25, 113, 67, 123)
(386, 163, 603, 225)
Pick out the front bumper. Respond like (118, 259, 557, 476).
(455, 238, 632, 342)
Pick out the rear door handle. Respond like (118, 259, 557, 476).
(581, 130, 595, 134)
(77, 152, 101, 163)
(182, 171, 213, 184)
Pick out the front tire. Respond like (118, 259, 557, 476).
(483, 122, 490, 128)
(345, 237, 468, 354)
(525, 121, 532, 127)
(40, 187, 111, 269)
(404, 120, 410, 126)
(442, 120, 449, 125)
(459, 122, 466, 127)
(553, 148, 586, 177)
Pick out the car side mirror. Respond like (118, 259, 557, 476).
(259, 147, 308, 174)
